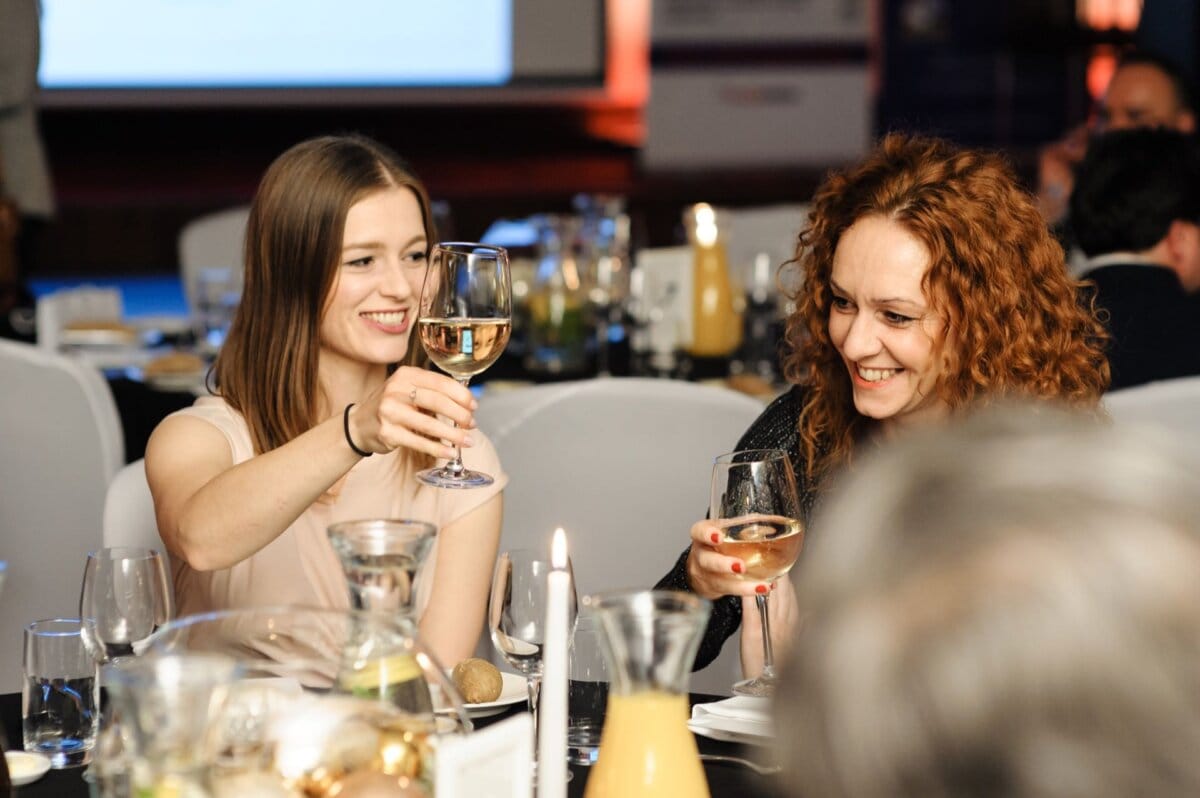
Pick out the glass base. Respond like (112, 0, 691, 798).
(732, 673, 778, 697)
(415, 465, 494, 489)
(27, 741, 92, 769)
(567, 720, 602, 766)
(530, 760, 574, 786)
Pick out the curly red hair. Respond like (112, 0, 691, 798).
(782, 133, 1109, 483)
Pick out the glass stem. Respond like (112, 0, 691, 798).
(527, 673, 542, 764)
(446, 378, 471, 477)
(756, 592, 776, 679)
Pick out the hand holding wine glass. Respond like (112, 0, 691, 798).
(709, 449, 804, 696)
(416, 242, 512, 488)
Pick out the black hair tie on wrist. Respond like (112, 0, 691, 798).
(343, 403, 373, 458)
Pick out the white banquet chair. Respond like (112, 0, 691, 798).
(0, 339, 124, 692)
(474, 377, 769, 695)
(178, 205, 250, 316)
(1103, 376, 1200, 469)
(103, 458, 164, 554)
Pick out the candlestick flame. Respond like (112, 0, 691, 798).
(552, 527, 568, 570)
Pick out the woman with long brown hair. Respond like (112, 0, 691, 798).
(146, 134, 504, 664)
(659, 132, 1109, 675)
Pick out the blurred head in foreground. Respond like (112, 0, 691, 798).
(777, 402, 1200, 798)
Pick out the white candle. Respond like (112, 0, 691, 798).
(537, 527, 570, 797)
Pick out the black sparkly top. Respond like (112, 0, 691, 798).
(655, 385, 820, 671)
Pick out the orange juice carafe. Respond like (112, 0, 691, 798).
(583, 590, 712, 798)
(684, 203, 741, 357)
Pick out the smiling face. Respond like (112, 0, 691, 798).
(318, 186, 429, 383)
(827, 215, 949, 431)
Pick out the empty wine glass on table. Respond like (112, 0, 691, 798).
(78, 546, 173, 792)
(79, 547, 173, 665)
(709, 449, 805, 697)
(489, 549, 577, 784)
(416, 242, 512, 488)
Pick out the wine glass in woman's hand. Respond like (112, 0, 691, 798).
(709, 449, 805, 696)
(416, 242, 512, 488)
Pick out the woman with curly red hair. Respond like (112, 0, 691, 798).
(658, 132, 1109, 677)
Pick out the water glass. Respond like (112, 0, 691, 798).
(567, 607, 609, 766)
(194, 266, 241, 350)
(22, 618, 99, 767)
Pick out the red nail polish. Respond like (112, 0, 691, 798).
(710, 532, 720, 544)
(731, 562, 743, 574)
(755, 584, 768, 594)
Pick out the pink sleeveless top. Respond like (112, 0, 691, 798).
(168, 397, 506, 619)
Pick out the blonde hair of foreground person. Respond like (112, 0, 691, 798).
(776, 402, 1200, 798)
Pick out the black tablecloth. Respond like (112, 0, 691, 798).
(2, 691, 780, 797)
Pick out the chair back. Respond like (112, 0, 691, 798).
(178, 205, 250, 315)
(35, 285, 123, 352)
(0, 339, 124, 691)
(475, 377, 768, 695)
(1104, 376, 1200, 468)
(103, 459, 164, 552)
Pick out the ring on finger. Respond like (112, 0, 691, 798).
(409, 387, 418, 404)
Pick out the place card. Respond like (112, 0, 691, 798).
(436, 713, 532, 797)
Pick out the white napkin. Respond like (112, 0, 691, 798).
(688, 695, 773, 740)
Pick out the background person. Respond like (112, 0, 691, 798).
(1037, 49, 1197, 228)
(658, 133, 1110, 678)
(776, 401, 1200, 798)
(1069, 126, 1200, 389)
(146, 134, 505, 665)
(0, 0, 55, 341)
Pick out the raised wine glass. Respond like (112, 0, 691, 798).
(489, 549, 577, 784)
(709, 449, 805, 697)
(416, 242, 512, 488)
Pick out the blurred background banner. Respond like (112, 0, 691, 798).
(644, 0, 871, 170)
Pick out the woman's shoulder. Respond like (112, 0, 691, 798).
(736, 385, 805, 451)
(159, 396, 253, 462)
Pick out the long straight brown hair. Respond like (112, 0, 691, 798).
(214, 134, 435, 457)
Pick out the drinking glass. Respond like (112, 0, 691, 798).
(78, 547, 173, 790)
(22, 618, 99, 767)
(79, 547, 173, 664)
(489, 549, 577, 782)
(416, 242, 512, 488)
(709, 449, 805, 696)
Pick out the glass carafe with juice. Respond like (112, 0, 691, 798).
(583, 590, 712, 798)
(684, 203, 741, 358)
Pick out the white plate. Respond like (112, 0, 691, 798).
(144, 370, 207, 393)
(688, 721, 773, 747)
(5, 750, 52, 786)
(439, 670, 528, 719)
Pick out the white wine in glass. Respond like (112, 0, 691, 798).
(416, 243, 512, 489)
(709, 449, 805, 697)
